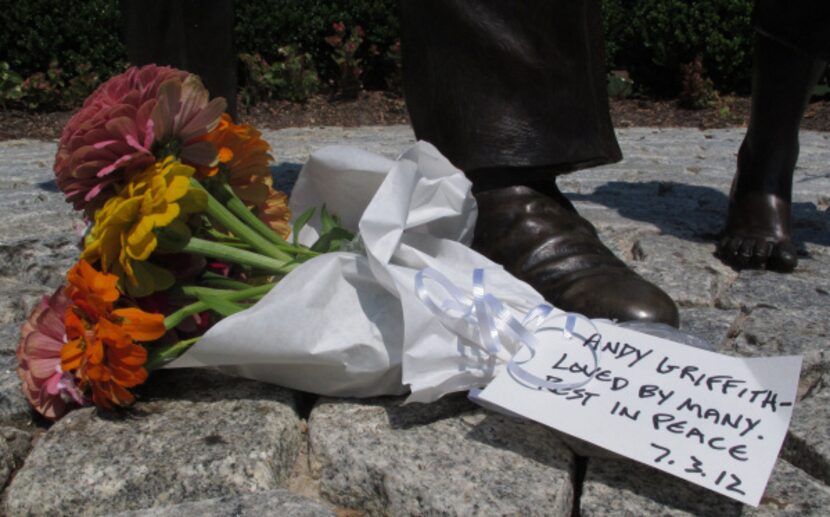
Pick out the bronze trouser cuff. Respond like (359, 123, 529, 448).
(466, 157, 613, 193)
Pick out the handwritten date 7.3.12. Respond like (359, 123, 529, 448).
(650, 442, 745, 495)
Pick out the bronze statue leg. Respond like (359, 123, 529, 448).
(120, 0, 237, 120)
(718, 34, 827, 271)
(400, 0, 678, 326)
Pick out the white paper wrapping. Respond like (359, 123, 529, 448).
(171, 141, 545, 401)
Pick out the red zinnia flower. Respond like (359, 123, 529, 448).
(16, 289, 87, 420)
(55, 65, 226, 213)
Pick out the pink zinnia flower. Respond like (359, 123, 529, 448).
(16, 288, 87, 420)
(54, 64, 226, 213)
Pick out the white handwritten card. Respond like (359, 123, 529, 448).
(475, 320, 802, 506)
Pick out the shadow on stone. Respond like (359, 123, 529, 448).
(582, 458, 743, 516)
(271, 162, 302, 195)
(568, 181, 830, 248)
(465, 412, 575, 473)
(135, 368, 296, 408)
(383, 392, 476, 430)
(36, 179, 59, 193)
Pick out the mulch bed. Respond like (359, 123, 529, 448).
(2, 91, 829, 142)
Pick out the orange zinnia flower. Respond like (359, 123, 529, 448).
(59, 260, 165, 409)
(195, 113, 291, 238)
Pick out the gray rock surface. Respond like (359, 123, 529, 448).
(115, 489, 335, 517)
(625, 233, 737, 308)
(0, 278, 45, 329)
(0, 127, 828, 514)
(0, 235, 81, 288)
(0, 426, 31, 486)
(309, 394, 575, 516)
(0, 354, 34, 426)
(0, 140, 76, 243)
(680, 306, 741, 349)
(784, 371, 830, 486)
(5, 370, 302, 516)
(580, 457, 830, 516)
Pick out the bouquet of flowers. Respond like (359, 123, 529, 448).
(16, 65, 353, 420)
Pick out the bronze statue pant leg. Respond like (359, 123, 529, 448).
(120, 0, 237, 120)
(399, 0, 621, 186)
(399, 0, 679, 326)
(718, 0, 829, 271)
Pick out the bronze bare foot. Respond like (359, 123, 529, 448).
(718, 145, 798, 272)
(717, 33, 826, 272)
(473, 185, 679, 326)
(719, 190, 797, 272)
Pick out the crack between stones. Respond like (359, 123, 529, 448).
(715, 300, 830, 491)
(571, 455, 588, 517)
(781, 433, 830, 488)
(284, 398, 327, 509)
(285, 395, 365, 516)
(0, 429, 37, 508)
(781, 367, 830, 488)
(294, 392, 317, 421)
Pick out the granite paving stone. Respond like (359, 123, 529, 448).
(4, 370, 303, 516)
(0, 354, 33, 427)
(625, 234, 737, 308)
(0, 127, 827, 514)
(309, 394, 575, 516)
(115, 489, 335, 517)
(782, 371, 830, 486)
(680, 306, 741, 349)
(0, 235, 82, 288)
(0, 426, 31, 487)
(580, 457, 830, 516)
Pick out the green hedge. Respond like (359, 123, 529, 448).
(1, 0, 763, 109)
(0, 0, 125, 81)
(602, 0, 755, 96)
(234, 0, 400, 91)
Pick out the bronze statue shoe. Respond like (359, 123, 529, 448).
(472, 185, 680, 326)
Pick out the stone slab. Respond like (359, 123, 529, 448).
(0, 353, 34, 427)
(5, 370, 302, 517)
(309, 394, 575, 516)
(0, 426, 31, 487)
(115, 489, 335, 517)
(0, 235, 82, 289)
(783, 372, 830, 486)
(626, 234, 737, 308)
(580, 457, 830, 516)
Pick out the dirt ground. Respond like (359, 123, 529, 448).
(2, 91, 829, 142)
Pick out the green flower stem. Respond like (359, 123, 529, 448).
(148, 283, 275, 371)
(206, 228, 249, 244)
(190, 178, 292, 262)
(145, 337, 200, 371)
(163, 282, 274, 329)
(183, 237, 297, 276)
(181, 285, 257, 298)
(220, 183, 285, 245)
(200, 271, 252, 290)
(218, 184, 319, 259)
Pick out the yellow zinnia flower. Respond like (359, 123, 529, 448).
(82, 156, 207, 296)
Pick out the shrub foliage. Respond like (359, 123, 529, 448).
(1, 0, 765, 109)
(601, 0, 754, 96)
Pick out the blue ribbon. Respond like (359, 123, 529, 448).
(414, 267, 600, 391)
